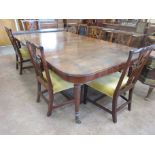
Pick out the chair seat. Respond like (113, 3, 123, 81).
(43, 70, 73, 93)
(87, 72, 128, 97)
(19, 46, 30, 59)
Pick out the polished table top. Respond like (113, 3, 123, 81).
(16, 31, 134, 83)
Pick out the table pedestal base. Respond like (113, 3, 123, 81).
(74, 84, 81, 124)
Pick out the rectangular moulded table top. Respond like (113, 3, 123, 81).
(16, 31, 134, 83)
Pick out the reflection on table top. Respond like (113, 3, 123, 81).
(16, 31, 134, 82)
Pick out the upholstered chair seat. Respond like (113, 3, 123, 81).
(87, 72, 128, 97)
(19, 46, 30, 59)
(43, 70, 73, 93)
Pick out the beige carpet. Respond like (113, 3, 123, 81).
(0, 47, 155, 134)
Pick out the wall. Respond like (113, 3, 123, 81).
(0, 19, 17, 46)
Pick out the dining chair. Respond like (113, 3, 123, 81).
(87, 26, 99, 38)
(77, 24, 88, 36)
(26, 41, 74, 117)
(114, 33, 133, 47)
(66, 25, 78, 34)
(83, 44, 155, 123)
(105, 31, 114, 42)
(139, 53, 155, 100)
(138, 35, 155, 100)
(98, 29, 107, 40)
(101, 29, 114, 42)
(5, 27, 32, 74)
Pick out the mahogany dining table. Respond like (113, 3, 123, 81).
(15, 31, 134, 123)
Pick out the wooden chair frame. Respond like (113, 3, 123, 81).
(83, 44, 155, 123)
(5, 27, 32, 74)
(87, 26, 99, 38)
(26, 41, 74, 117)
(98, 29, 107, 40)
(66, 24, 78, 34)
(113, 33, 133, 47)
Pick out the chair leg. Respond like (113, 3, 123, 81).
(83, 85, 88, 104)
(16, 55, 18, 70)
(128, 88, 133, 111)
(36, 82, 41, 103)
(145, 87, 154, 100)
(112, 98, 117, 123)
(47, 93, 53, 117)
(47, 103, 53, 116)
(19, 61, 23, 75)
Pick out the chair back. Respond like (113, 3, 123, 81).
(114, 33, 133, 47)
(66, 25, 77, 34)
(26, 41, 53, 92)
(114, 44, 155, 96)
(139, 53, 155, 86)
(104, 30, 114, 42)
(95, 27, 104, 39)
(87, 26, 98, 38)
(98, 29, 107, 40)
(5, 27, 22, 57)
(77, 24, 88, 36)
